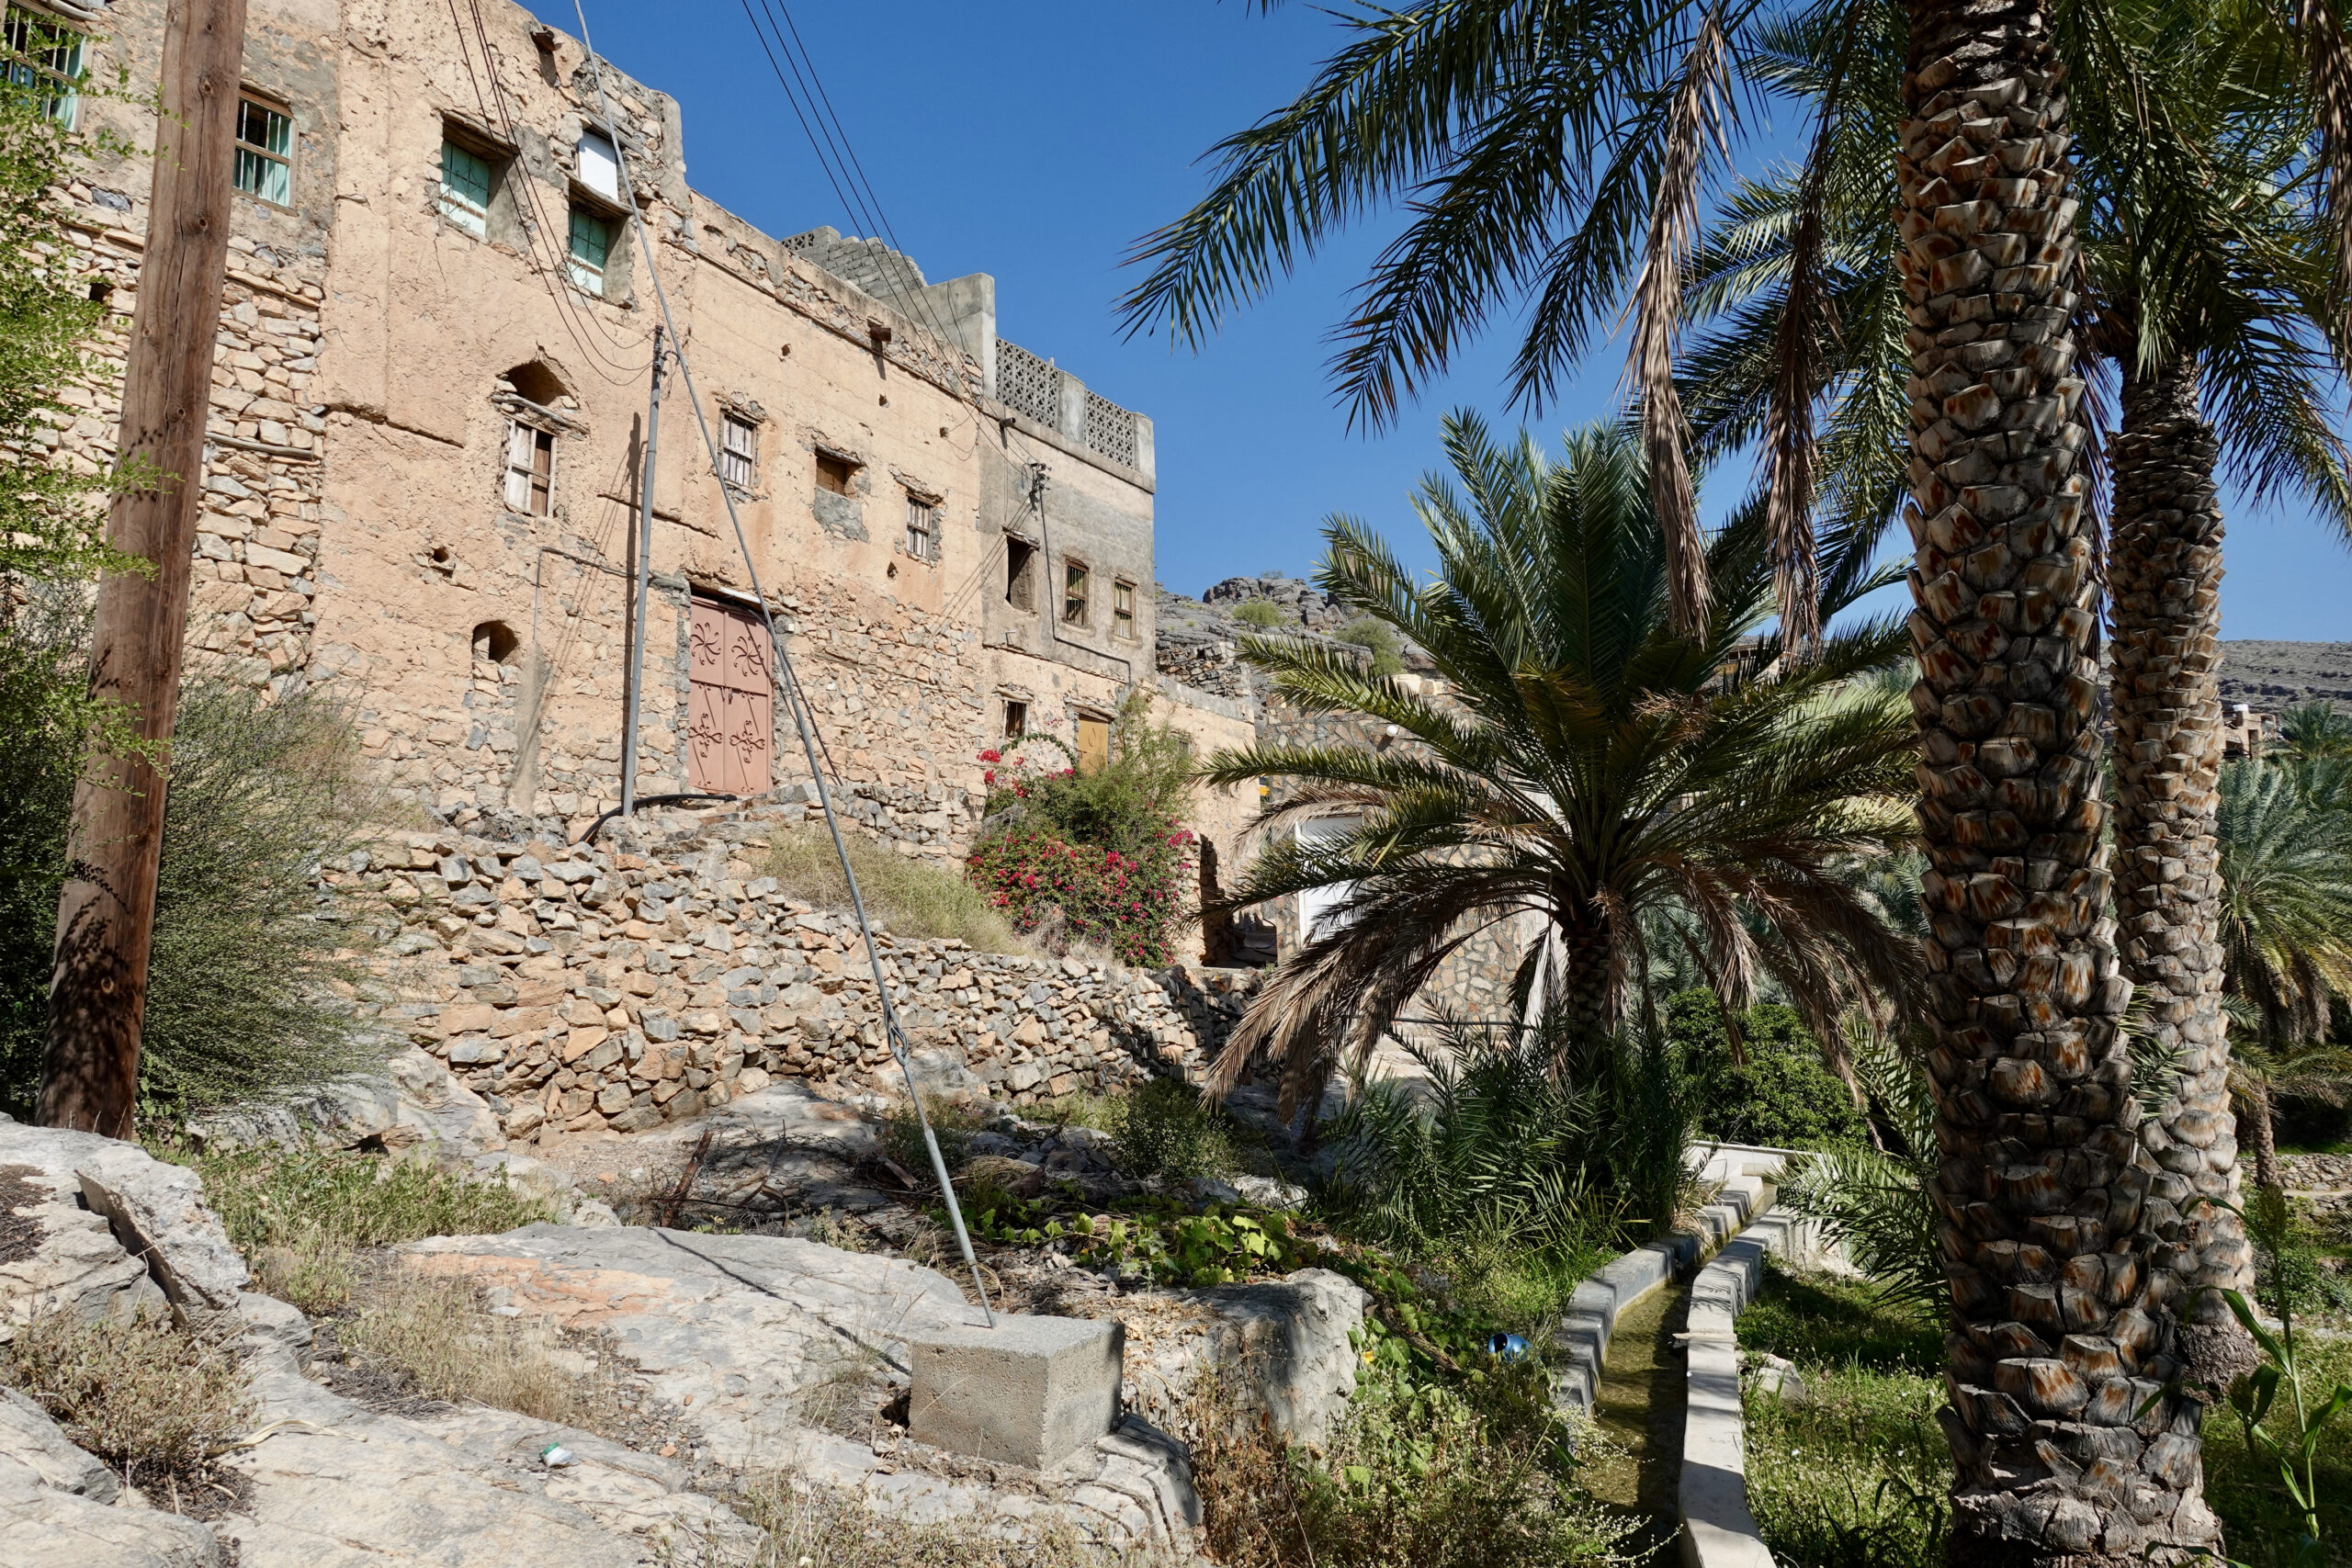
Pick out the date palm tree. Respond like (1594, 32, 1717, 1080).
(1686, 0, 2352, 1397)
(1201, 413, 1921, 1110)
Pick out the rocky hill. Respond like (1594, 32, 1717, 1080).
(2218, 641, 2352, 716)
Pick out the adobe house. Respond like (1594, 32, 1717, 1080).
(28, 0, 1251, 871)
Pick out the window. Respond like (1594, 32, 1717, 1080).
(4, 6, 83, 126)
(815, 451, 857, 497)
(1112, 580, 1136, 640)
(471, 620, 519, 665)
(233, 97, 293, 204)
(720, 413, 757, 488)
(439, 137, 492, 237)
(575, 130, 620, 200)
(904, 493, 936, 560)
(1062, 560, 1091, 626)
(567, 204, 614, 296)
(1005, 537, 1036, 610)
(1002, 700, 1027, 739)
(503, 422, 554, 515)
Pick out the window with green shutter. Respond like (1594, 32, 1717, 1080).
(232, 97, 292, 205)
(439, 139, 492, 237)
(567, 204, 614, 296)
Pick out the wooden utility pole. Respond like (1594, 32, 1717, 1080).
(40, 0, 251, 1137)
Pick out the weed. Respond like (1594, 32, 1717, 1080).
(1107, 1077, 1238, 1183)
(730, 1469, 1170, 1565)
(880, 1096, 986, 1178)
(1191, 1344, 1634, 1567)
(1, 1308, 251, 1491)
(766, 828, 1026, 953)
(1734, 1259, 1940, 1375)
(1742, 1359, 1950, 1568)
(180, 1143, 553, 1257)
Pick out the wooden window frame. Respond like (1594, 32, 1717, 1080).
(1112, 579, 1137, 641)
(904, 491, 938, 561)
(1002, 699, 1027, 739)
(232, 93, 294, 206)
(814, 449, 859, 498)
(503, 420, 555, 516)
(4, 6, 84, 127)
(1061, 558, 1091, 628)
(1005, 536, 1037, 611)
(720, 412, 759, 490)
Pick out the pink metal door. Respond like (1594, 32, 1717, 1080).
(686, 595, 773, 795)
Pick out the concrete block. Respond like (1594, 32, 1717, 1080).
(908, 1314, 1124, 1471)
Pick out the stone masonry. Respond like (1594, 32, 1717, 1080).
(346, 804, 1256, 1144)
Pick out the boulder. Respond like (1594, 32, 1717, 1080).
(0, 1120, 247, 1320)
(0, 1388, 118, 1503)
(187, 1047, 503, 1163)
(1110, 1267, 1370, 1448)
(0, 1455, 223, 1568)
(400, 1224, 1198, 1545)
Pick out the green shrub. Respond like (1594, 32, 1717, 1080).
(1743, 1358, 1950, 1568)
(766, 827, 1025, 953)
(1229, 598, 1285, 629)
(1107, 1077, 1238, 1183)
(1334, 615, 1406, 677)
(1670, 990, 1869, 1152)
(0, 666, 386, 1119)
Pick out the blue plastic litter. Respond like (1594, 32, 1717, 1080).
(1486, 1332, 1531, 1361)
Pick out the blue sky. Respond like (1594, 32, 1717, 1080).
(537, 1, 2352, 640)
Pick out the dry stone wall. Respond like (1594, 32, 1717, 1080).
(348, 809, 1254, 1143)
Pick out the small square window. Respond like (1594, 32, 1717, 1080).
(4, 6, 84, 126)
(504, 422, 554, 515)
(905, 493, 936, 560)
(1112, 580, 1136, 640)
(721, 413, 758, 489)
(1002, 699, 1027, 739)
(439, 137, 492, 237)
(567, 204, 614, 296)
(233, 97, 293, 205)
(815, 451, 858, 497)
(1062, 561, 1091, 626)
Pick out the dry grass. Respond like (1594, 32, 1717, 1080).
(765, 828, 1027, 953)
(332, 1258, 627, 1429)
(1, 1308, 251, 1489)
(730, 1470, 1175, 1567)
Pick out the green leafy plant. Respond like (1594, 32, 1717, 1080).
(1778, 1030, 1942, 1314)
(1105, 1076, 1240, 1183)
(1672, 990, 1871, 1154)
(2205, 1186, 2352, 1568)
(879, 1095, 984, 1179)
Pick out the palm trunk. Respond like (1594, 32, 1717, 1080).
(2234, 1086, 2278, 1193)
(1898, 4, 2218, 1560)
(2108, 355, 2256, 1393)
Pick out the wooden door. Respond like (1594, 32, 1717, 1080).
(1076, 712, 1110, 774)
(687, 595, 774, 795)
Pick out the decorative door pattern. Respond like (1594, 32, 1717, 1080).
(686, 595, 773, 795)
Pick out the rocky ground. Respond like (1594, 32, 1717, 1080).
(2218, 640, 2352, 716)
(2, 1068, 1363, 1567)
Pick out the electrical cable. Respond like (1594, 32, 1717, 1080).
(569, 0, 995, 1328)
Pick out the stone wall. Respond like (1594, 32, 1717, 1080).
(348, 807, 1256, 1143)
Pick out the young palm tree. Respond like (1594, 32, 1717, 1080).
(2217, 756, 2352, 1183)
(1201, 414, 1921, 1111)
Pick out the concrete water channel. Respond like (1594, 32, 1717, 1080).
(1585, 1277, 1691, 1554)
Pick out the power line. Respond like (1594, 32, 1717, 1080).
(568, 0, 995, 1329)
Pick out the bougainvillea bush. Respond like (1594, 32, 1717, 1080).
(966, 696, 1197, 966)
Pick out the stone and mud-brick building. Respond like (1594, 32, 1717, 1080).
(32, 0, 1252, 885)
